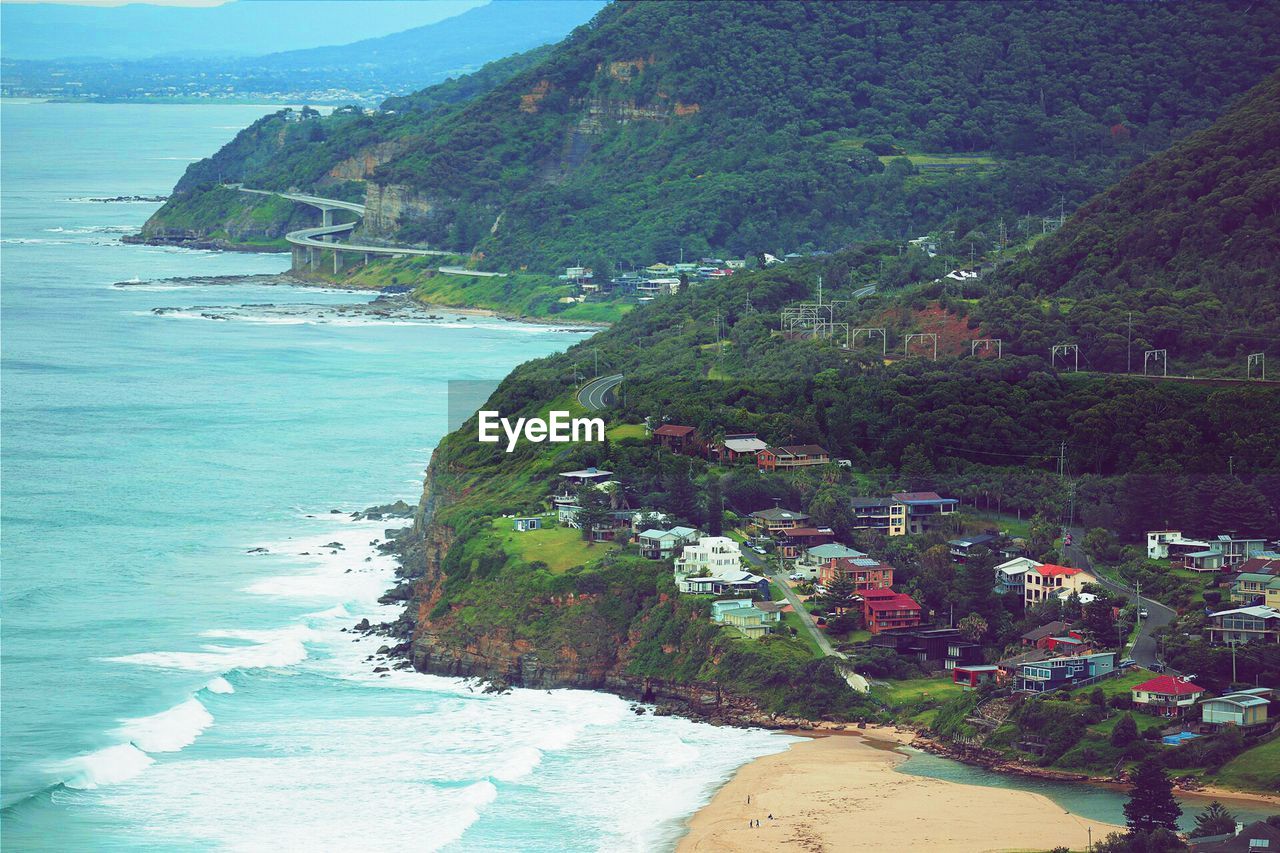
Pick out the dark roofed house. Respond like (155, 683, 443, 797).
(652, 423, 699, 454)
(1190, 820, 1280, 852)
(712, 432, 769, 463)
(890, 491, 959, 535)
(948, 533, 999, 562)
(749, 507, 811, 535)
(757, 444, 831, 471)
(777, 526, 836, 558)
(1019, 620, 1076, 647)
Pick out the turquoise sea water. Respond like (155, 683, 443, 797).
(0, 102, 794, 850)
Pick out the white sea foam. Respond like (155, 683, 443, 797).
(107, 627, 314, 673)
(114, 698, 213, 753)
(56, 743, 155, 790)
(205, 676, 235, 694)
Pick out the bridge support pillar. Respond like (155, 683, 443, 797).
(291, 245, 301, 271)
(364, 253, 370, 267)
(321, 208, 333, 228)
(309, 247, 318, 271)
(334, 250, 342, 274)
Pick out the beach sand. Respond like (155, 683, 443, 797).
(678, 728, 1121, 853)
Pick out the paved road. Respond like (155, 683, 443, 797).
(239, 186, 457, 258)
(852, 284, 877, 298)
(1063, 526, 1176, 668)
(576, 373, 623, 411)
(438, 265, 508, 278)
(738, 545, 870, 691)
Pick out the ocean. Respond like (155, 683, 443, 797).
(0, 102, 793, 850)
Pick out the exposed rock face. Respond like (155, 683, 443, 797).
(327, 140, 412, 183)
(363, 183, 437, 235)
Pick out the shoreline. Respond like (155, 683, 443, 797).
(115, 271, 613, 329)
(677, 728, 1122, 853)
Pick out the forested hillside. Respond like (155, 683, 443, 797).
(972, 71, 1280, 374)
(149, 0, 1280, 271)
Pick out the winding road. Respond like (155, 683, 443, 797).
(576, 373, 623, 411)
(1063, 526, 1176, 668)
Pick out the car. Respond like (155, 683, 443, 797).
(1150, 662, 1165, 673)
(1139, 607, 1149, 618)
(788, 573, 803, 581)
(752, 545, 767, 554)
(1182, 673, 1197, 681)
(1119, 658, 1137, 668)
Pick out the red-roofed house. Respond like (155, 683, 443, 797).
(651, 424, 699, 454)
(862, 589, 923, 634)
(1024, 563, 1098, 606)
(1131, 675, 1206, 718)
(757, 444, 830, 471)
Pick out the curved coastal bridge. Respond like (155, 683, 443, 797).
(235, 186, 457, 273)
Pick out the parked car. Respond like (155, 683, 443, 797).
(1139, 607, 1149, 618)
(788, 573, 803, 581)
(1119, 658, 1137, 668)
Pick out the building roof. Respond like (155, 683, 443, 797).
(669, 526, 700, 538)
(765, 444, 828, 458)
(949, 534, 998, 548)
(1020, 621, 1075, 642)
(891, 491, 958, 505)
(1210, 605, 1280, 620)
(653, 424, 696, 437)
(807, 543, 866, 560)
(1201, 692, 1269, 709)
(1235, 572, 1277, 583)
(998, 648, 1053, 668)
(559, 467, 613, 479)
(783, 527, 834, 539)
(1133, 675, 1205, 696)
(955, 664, 1000, 673)
(864, 592, 921, 612)
(1034, 563, 1084, 577)
(1235, 557, 1280, 575)
(721, 437, 769, 453)
(638, 528, 677, 541)
(750, 507, 810, 522)
(753, 601, 788, 613)
(1191, 820, 1280, 853)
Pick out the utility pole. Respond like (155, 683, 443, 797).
(1126, 312, 1133, 374)
(816, 275, 823, 306)
(1230, 640, 1238, 684)
(593, 348, 599, 377)
(1059, 441, 1067, 478)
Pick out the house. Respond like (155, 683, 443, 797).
(715, 600, 784, 637)
(1206, 605, 1280, 644)
(513, 517, 541, 532)
(891, 492, 959, 535)
(1231, 572, 1278, 605)
(679, 571, 769, 596)
(674, 536, 742, 579)
(652, 423, 700, 454)
(1267, 576, 1280, 610)
(712, 433, 769, 463)
(948, 533, 999, 561)
(995, 557, 1041, 597)
(1044, 634, 1088, 654)
(1146, 530, 1267, 570)
(1014, 651, 1115, 693)
(861, 589, 923, 634)
(558, 467, 614, 486)
(1189, 820, 1280, 853)
(850, 496, 907, 536)
(818, 556, 894, 592)
(870, 626, 980, 669)
(1019, 620, 1076, 647)
(1023, 563, 1097, 606)
(1131, 675, 1206, 718)
(1200, 688, 1272, 729)
(793, 542, 867, 579)
(749, 507, 811, 535)
(645, 262, 675, 276)
(637, 526, 701, 560)
(756, 444, 831, 471)
(776, 526, 835, 559)
(996, 647, 1052, 684)
(953, 665, 999, 690)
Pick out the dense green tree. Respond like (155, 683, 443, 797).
(573, 484, 613, 542)
(704, 478, 724, 536)
(1124, 759, 1182, 834)
(1190, 801, 1237, 839)
(1111, 714, 1139, 748)
(820, 574, 858, 615)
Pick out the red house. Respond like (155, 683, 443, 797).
(818, 556, 895, 592)
(757, 444, 831, 471)
(953, 665, 999, 690)
(652, 423, 699, 454)
(862, 589, 923, 635)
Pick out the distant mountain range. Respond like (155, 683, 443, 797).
(0, 0, 605, 104)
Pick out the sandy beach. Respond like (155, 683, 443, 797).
(678, 728, 1121, 853)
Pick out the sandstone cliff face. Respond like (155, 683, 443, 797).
(326, 140, 413, 183)
(363, 183, 437, 235)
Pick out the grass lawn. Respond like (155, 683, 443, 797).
(780, 610, 823, 658)
(1214, 735, 1280, 793)
(873, 675, 964, 707)
(964, 509, 1033, 540)
(488, 515, 618, 574)
(606, 422, 647, 441)
(1068, 668, 1155, 699)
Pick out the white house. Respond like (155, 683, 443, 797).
(674, 536, 742, 578)
(995, 557, 1040, 597)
